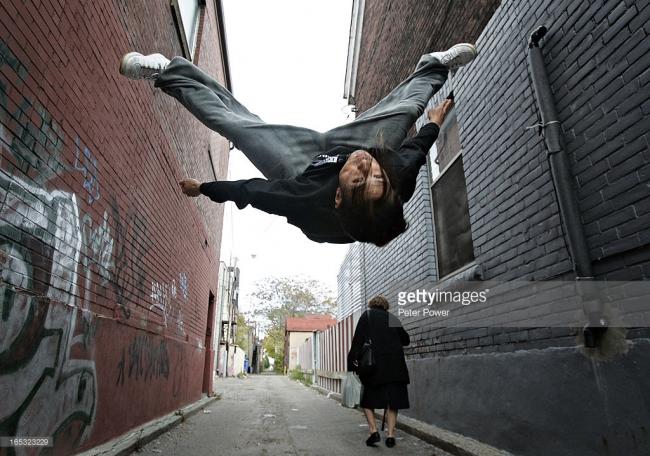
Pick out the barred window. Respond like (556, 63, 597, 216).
(429, 108, 475, 279)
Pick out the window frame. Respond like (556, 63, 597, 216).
(426, 113, 476, 281)
(171, 0, 205, 61)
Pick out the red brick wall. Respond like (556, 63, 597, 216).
(1, 0, 229, 452)
(354, 0, 501, 113)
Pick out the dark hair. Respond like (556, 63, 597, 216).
(368, 295, 390, 310)
(335, 146, 408, 247)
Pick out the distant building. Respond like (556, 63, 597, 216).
(246, 321, 263, 374)
(215, 261, 241, 376)
(338, 1, 649, 455)
(285, 315, 336, 371)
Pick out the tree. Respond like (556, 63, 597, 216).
(235, 314, 250, 352)
(251, 277, 336, 373)
(262, 326, 285, 373)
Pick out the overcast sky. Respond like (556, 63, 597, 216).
(220, 0, 354, 313)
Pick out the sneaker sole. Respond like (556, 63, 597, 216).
(119, 52, 141, 78)
(451, 43, 478, 53)
(448, 43, 478, 68)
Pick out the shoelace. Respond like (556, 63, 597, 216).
(135, 59, 166, 78)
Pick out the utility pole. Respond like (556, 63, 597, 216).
(214, 262, 227, 378)
(223, 258, 239, 377)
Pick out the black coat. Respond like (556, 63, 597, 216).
(199, 123, 440, 243)
(347, 308, 410, 386)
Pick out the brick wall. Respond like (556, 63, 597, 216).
(339, 0, 500, 348)
(338, 1, 650, 454)
(339, 0, 501, 356)
(460, 0, 650, 284)
(339, 0, 650, 353)
(1, 0, 229, 452)
(353, 0, 501, 114)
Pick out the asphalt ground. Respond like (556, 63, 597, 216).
(135, 374, 450, 456)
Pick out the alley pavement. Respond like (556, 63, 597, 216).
(135, 374, 448, 456)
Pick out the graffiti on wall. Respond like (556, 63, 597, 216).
(115, 334, 170, 386)
(0, 77, 67, 189)
(110, 196, 150, 320)
(171, 348, 191, 399)
(74, 137, 101, 204)
(0, 173, 98, 453)
(0, 40, 101, 453)
(179, 272, 189, 301)
(81, 211, 114, 286)
(150, 271, 189, 335)
(1, 38, 197, 452)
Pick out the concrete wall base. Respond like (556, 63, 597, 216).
(405, 339, 650, 456)
(76, 395, 218, 456)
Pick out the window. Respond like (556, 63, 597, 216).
(171, 0, 204, 60)
(429, 108, 475, 278)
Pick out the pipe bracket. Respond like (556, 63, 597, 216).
(525, 120, 560, 136)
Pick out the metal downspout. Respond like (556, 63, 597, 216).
(527, 26, 607, 348)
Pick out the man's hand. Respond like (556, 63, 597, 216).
(427, 98, 454, 127)
(179, 178, 202, 197)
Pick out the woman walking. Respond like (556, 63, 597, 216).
(347, 296, 410, 448)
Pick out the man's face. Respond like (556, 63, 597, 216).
(335, 150, 386, 208)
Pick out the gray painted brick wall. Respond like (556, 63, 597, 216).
(337, 2, 650, 453)
(338, 0, 650, 353)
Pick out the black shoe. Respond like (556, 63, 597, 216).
(366, 431, 381, 446)
(385, 437, 396, 448)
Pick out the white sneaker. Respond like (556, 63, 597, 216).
(119, 52, 170, 80)
(429, 43, 478, 70)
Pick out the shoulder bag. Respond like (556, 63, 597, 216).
(356, 309, 375, 377)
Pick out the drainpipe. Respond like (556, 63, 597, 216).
(527, 26, 607, 348)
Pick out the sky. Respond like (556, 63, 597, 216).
(220, 0, 354, 314)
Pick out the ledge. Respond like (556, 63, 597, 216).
(76, 395, 218, 456)
(382, 411, 513, 456)
(315, 369, 347, 380)
(435, 262, 484, 291)
(312, 379, 511, 456)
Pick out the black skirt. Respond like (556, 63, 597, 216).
(360, 382, 410, 410)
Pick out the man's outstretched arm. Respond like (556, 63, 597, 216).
(179, 178, 301, 217)
(394, 98, 454, 202)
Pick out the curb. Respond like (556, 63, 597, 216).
(378, 411, 514, 456)
(311, 383, 342, 402)
(311, 384, 511, 456)
(77, 395, 219, 456)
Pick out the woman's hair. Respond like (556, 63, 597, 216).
(368, 295, 390, 310)
(335, 145, 408, 247)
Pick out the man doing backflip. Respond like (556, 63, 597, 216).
(119, 43, 477, 246)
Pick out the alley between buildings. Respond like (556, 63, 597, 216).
(136, 375, 447, 456)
